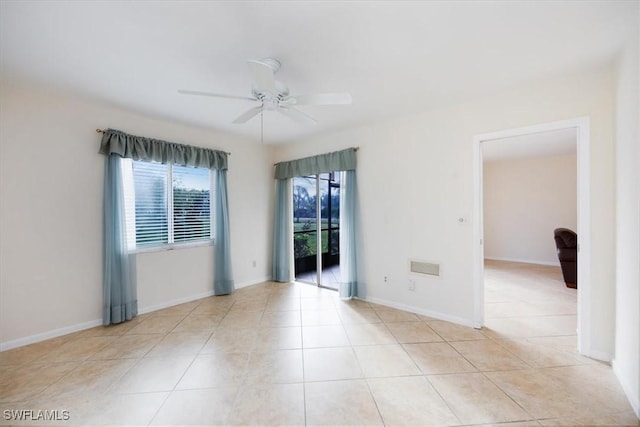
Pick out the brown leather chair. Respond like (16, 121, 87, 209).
(554, 228, 577, 288)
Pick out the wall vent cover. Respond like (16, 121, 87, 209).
(410, 260, 440, 276)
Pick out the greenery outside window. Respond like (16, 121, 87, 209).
(293, 172, 340, 274)
(123, 159, 213, 251)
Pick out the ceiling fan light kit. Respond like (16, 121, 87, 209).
(179, 57, 352, 133)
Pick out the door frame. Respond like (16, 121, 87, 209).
(472, 117, 591, 355)
(293, 173, 341, 290)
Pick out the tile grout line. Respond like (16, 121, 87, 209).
(298, 286, 308, 427)
(480, 369, 538, 423)
(427, 377, 465, 426)
(2, 274, 633, 425)
(147, 296, 231, 425)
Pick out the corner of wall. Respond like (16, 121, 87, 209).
(613, 358, 640, 418)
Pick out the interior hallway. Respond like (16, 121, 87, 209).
(484, 259, 578, 340)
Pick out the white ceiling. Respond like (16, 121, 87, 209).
(482, 128, 577, 162)
(0, 1, 636, 144)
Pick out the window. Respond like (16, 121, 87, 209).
(123, 159, 213, 250)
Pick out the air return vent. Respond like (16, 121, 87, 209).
(410, 260, 440, 276)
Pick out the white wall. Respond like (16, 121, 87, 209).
(613, 5, 640, 416)
(273, 68, 616, 358)
(0, 79, 274, 348)
(483, 154, 577, 266)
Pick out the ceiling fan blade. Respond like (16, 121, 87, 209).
(286, 92, 352, 106)
(232, 106, 263, 124)
(278, 106, 317, 125)
(247, 60, 276, 93)
(178, 89, 256, 101)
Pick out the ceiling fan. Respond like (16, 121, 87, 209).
(178, 58, 352, 126)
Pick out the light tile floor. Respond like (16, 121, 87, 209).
(0, 260, 637, 426)
(295, 264, 341, 290)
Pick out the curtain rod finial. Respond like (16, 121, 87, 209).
(96, 128, 105, 134)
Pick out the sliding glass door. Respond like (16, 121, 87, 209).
(321, 173, 340, 289)
(293, 173, 341, 289)
(293, 176, 318, 285)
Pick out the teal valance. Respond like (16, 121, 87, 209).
(99, 128, 228, 170)
(274, 148, 357, 179)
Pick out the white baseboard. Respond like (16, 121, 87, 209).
(235, 276, 272, 290)
(1, 276, 273, 352)
(485, 256, 560, 267)
(363, 296, 479, 329)
(135, 276, 273, 314)
(612, 359, 640, 418)
(138, 290, 216, 315)
(0, 318, 102, 352)
(582, 348, 612, 363)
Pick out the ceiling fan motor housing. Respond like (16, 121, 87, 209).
(252, 80, 290, 107)
(259, 57, 281, 73)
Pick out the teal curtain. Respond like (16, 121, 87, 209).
(214, 169, 234, 295)
(103, 154, 138, 324)
(100, 128, 234, 313)
(100, 128, 227, 170)
(340, 170, 358, 299)
(273, 179, 293, 282)
(274, 148, 356, 179)
(273, 147, 358, 292)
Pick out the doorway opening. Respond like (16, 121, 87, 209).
(473, 118, 592, 356)
(293, 172, 341, 290)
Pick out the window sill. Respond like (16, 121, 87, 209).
(129, 239, 214, 255)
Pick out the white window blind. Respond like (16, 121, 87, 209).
(121, 159, 137, 250)
(124, 159, 213, 250)
(172, 164, 211, 243)
(133, 161, 168, 246)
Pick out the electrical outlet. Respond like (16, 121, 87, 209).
(252, 260, 257, 268)
(384, 275, 389, 284)
(408, 279, 416, 291)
